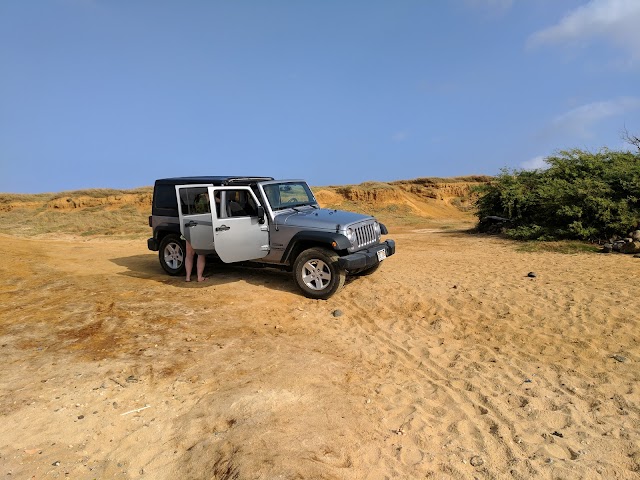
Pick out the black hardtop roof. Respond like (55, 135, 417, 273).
(155, 176, 274, 186)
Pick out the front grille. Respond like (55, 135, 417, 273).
(354, 222, 378, 248)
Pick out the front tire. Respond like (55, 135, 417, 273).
(293, 247, 346, 299)
(159, 234, 186, 275)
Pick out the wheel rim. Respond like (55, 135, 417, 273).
(164, 242, 184, 270)
(301, 258, 331, 290)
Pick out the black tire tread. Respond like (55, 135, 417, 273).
(158, 234, 186, 276)
(293, 247, 346, 300)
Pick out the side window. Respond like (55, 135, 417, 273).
(223, 189, 258, 218)
(179, 187, 211, 216)
(155, 185, 178, 210)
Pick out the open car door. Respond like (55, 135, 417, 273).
(209, 186, 269, 263)
(176, 185, 216, 254)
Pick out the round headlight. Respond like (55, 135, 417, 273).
(346, 228, 356, 244)
(373, 222, 381, 236)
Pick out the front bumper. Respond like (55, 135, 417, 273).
(338, 239, 395, 270)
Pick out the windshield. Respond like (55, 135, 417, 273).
(263, 182, 316, 211)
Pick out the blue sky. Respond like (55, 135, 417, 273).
(1, 0, 640, 193)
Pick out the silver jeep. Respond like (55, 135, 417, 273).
(147, 176, 395, 299)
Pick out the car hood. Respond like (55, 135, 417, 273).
(274, 207, 373, 230)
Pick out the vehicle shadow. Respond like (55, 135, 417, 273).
(435, 228, 476, 235)
(110, 254, 298, 294)
(412, 227, 476, 236)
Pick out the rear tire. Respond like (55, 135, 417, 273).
(293, 247, 346, 299)
(159, 234, 186, 275)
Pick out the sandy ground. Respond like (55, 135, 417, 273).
(1, 230, 639, 479)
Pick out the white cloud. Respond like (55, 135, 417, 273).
(551, 97, 640, 137)
(520, 155, 547, 170)
(528, 0, 640, 64)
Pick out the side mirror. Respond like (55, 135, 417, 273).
(257, 205, 265, 224)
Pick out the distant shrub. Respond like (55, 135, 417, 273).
(475, 149, 640, 240)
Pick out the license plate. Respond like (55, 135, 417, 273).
(377, 249, 387, 262)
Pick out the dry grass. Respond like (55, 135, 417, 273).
(0, 206, 150, 238)
(514, 240, 601, 254)
(0, 187, 153, 238)
(0, 187, 152, 205)
(391, 175, 493, 185)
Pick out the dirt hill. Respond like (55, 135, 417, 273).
(316, 176, 490, 226)
(0, 177, 490, 237)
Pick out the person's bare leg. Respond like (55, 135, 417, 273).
(196, 254, 207, 282)
(185, 241, 195, 282)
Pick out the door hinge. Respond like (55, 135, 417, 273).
(261, 245, 269, 251)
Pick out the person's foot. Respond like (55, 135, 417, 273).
(185, 278, 191, 282)
(197, 277, 208, 282)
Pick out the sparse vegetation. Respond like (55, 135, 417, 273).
(450, 197, 475, 212)
(355, 181, 396, 189)
(392, 175, 493, 185)
(0, 207, 150, 238)
(514, 240, 601, 254)
(0, 187, 152, 205)
(0, 187, 152, 238)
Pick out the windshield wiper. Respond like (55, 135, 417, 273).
(273, 202, 313, 212)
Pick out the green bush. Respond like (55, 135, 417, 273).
(475, 149, 640, 240)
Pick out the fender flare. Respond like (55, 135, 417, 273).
(281, 231, 351, 264)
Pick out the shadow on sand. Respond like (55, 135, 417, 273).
(110, 253, 300, 294)
(411, 227, 476, 236)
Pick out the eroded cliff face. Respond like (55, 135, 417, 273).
(313, 178, 489, 220)
(397, 183, 482, 201)
(333, 185, 405, 204)
(0, 201, 42, 212)
(0, 177, 490, 228)
(45, 193, 152, 210)
(0, 190, 152, 212)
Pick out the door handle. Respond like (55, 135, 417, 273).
(185, 220, 197, 228)
(215, 225, 230, 232)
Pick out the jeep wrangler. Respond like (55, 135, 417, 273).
(147, 176, 395, 299)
